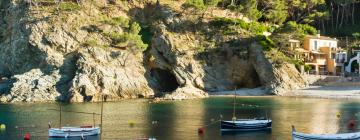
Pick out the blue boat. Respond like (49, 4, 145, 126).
(220, 89, 272, 131)
(220, 119, 272, 131)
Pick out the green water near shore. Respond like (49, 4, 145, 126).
(1, 97, 360, 140)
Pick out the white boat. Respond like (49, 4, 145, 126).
(49, 126, 100, 138)
(292, 126, 360, 140)
(49, 95, 105, 138)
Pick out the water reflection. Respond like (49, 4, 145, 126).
(1, 97, 360, 140)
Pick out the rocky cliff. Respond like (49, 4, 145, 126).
(0, 0, 305, 103)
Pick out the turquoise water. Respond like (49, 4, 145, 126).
(1, 97, 360, 140)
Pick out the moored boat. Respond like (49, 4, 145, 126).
(221, 119, 272, 131)
(292, 125, 360, 140)
(49, 95, 105, 138)
(49, 126, 100, 138)
(220, 88, 272, 131)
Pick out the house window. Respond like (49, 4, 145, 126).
(314, 41, 318, 50)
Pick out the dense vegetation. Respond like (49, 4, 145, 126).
(184, 0, 360, 36)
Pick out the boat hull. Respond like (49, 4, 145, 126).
(49, 127, 100, 138)
(220, 119, 272, 131)
(292, 131, 360, 140)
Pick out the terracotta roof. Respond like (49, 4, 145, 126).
(306, 35, 337, 41)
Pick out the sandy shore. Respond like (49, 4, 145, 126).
(210, 87, 268, 96)
(289, 85, 360, 99)
(210, 84, 360, 99)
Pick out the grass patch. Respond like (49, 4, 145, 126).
(59, 2, 81, 11)
(82, 39, 98, 47)
(102, 16, 129, 27)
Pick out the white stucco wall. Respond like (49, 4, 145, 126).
(309, 39, 337, 51)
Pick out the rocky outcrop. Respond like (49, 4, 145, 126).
(148, 27, 208, 99)
(0, 0, 155, 102)
(249, 43, 306, 95)
(0, 69, 60, 102)
(0, 0, 306, 102)
(67, 47, 154, 102)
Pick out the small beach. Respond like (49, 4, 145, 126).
(290, 85, 360, 99)
(210, 80, 360, 99)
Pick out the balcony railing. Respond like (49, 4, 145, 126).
(336, 59, 346, 63)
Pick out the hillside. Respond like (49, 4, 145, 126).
(0, 0, 307, 103)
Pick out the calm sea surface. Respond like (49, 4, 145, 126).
(1, 96, 360, 140)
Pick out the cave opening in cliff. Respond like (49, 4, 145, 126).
(233, 70, 262, 89)
(150, 68, 179, 92)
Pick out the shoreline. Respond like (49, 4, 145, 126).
(287, 85, 360, 99)
(209, 84, 360, 100)
(2, 85, 360, 104)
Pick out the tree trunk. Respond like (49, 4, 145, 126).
(322, 20, 325, 34)
(336, 4, 340, 30)
(340, 4, 345, 28)
(352, 2, 355, 25)
(331, 2, 334, 32)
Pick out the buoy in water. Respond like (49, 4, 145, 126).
(336, 112, 341, 119)
(128, 120, 135, 127)
(0, 124, 5, 130)
(24, 132, 30, 140)
(348, 120, 356, 130)
(198, 127, 205, 134)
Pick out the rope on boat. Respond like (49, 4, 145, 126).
(47, 109, 101, 115)
(198, 119, 222, 134)
(203, 119, 222, 128)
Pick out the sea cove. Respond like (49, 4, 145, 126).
(1, 97, 360, 140)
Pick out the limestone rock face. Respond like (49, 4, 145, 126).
(0, 0, 154, 102)
(2, 69, 60, 102)
(0, 1, 306, 102)
(68, 47, 154, 102)
(148, 28, 208, 99)
(249, 43, 306, 95)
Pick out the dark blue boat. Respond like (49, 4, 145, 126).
(220, 89, 272, 131)
(220, 119, 272, 131)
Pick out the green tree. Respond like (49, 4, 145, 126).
(287, 0, 325, 23)
(264, 0, 288, 24)
(240, 0, 262, 21)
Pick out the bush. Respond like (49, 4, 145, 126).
(130, 22, 141, 34)
(300, 24, 317, 35)
(256, 35, 275, 51)
(104, 32, 148, 51)
(304, 64, 312, 72)
(103, 16, 129, 27)
(275, 21, 317, 36)
(182, 0, 205, 9)
(210, 17, 269, 34)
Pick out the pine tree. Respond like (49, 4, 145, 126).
(264, 0, 288, 24)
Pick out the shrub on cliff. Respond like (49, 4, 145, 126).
(210, 17, 269, 35)
(101, 17, 148, 51)
(256, 35, 275, 51)
(102, 16, 130, 28)
(275, 21, 317, 36)
(183, 0, 205, 9)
